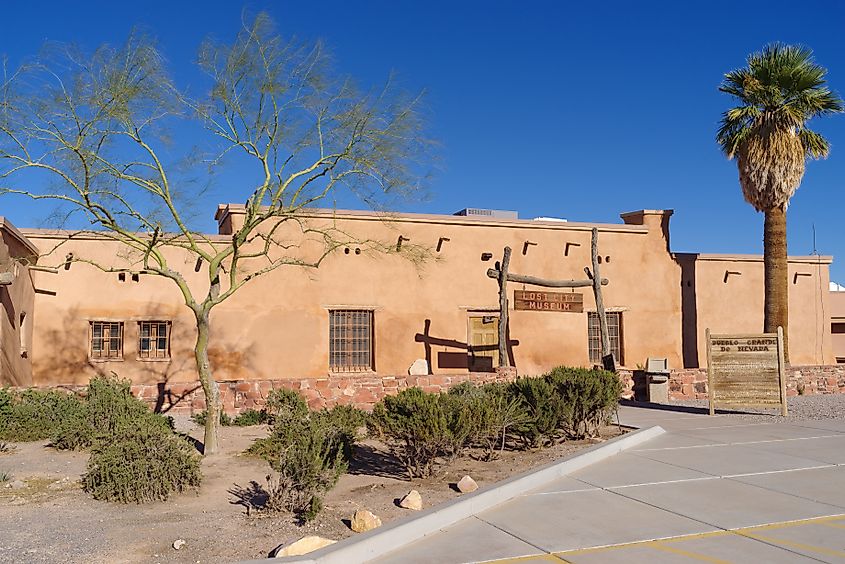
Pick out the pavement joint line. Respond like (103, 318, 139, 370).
(541, 515, 845, 563)
(738, 531, 845, 558)
(473, 514, 559, 562)
(721, 463, 835, 479)
(604, 475, 721, 490)
(721, 473, 845, 511)
(649, 540, 733, 563)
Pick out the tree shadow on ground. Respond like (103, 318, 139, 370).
(620, 399, 768, 417)
(347, 443, 407, 480)
(228, 480, 269, 515)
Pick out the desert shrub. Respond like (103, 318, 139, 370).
(264, 388, 308, 424)
(0, 441, 13, 453)
(259, 407, 350, 521)
(231, 408, 270, 426)
(0, 471, 10, 482)
(508, 376, 570, 448)
(52, 375, 172, 451)
(190, 409, 233, 427)
(0, 388, 86, 442)
(368, 387, 474, 478)
(82, 417, 201, 503)
(548, 367, 621, 438)
(450, 382, 528, 459)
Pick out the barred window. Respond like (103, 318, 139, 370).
(329, 310, 374, 372)
(90, 321, 123, 360)
(138, 321, 171, 359)
(588, 311, 623, 365)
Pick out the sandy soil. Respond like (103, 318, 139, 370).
(0, 420, 623, 564)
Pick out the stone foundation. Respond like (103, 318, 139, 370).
(128, 367, 519, 415)
(619, 365, 845, 402)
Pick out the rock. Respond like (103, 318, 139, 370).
(399, 489, 422, 510)
(172, 539, 186, 550)
(408, 358, 429, 376)
(274, 536, 336, 557)
(349, 509, 382, 533)
(6, 480, 25, 490)
(457, 475, 478, 493)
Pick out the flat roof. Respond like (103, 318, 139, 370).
(214, 204, 651, 234)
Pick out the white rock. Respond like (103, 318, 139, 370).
(172, 539, 186, 550)
(349, 509, 382, 532)
(6, 480, 25, 490)
(408, 358, 429, 376)
(399, 489, 422, 510)
(274, 536, 336, 557)
(457, 475, 478, 493)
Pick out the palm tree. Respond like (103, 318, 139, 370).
(717, 43, 843, 362)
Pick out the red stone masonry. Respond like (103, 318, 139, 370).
(17, 365, 845, 414)
(618, 365, 845, 401)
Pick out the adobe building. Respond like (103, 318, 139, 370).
(0, 205, 841, 412)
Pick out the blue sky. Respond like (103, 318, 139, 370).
(4, 1, 845, 281)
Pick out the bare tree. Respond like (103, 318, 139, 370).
(0, 14, 430, 454)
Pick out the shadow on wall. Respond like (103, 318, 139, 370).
(414, 318, 520, 373)
(29, 305, 257, 414)
(675, 254, 699, 369)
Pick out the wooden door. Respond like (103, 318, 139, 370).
(468, 315, 499, 372)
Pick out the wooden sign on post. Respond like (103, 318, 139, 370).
(514, 290, 583, 312)
(706, 327, 787, 416)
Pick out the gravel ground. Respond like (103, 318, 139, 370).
(661, 394, 845, 423)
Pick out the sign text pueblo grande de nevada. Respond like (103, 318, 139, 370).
(513, 290, 583, 313)
(706, 327, 787, 416)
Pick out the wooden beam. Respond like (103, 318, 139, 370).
(497, 247, 511, 367)
(486, 268, 607, 288)
(590, 227, 613, 370)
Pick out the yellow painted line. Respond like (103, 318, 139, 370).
(487, 555, 567, 563)
(739, 532, 845, 558)
(820, 521, 845, 531)
(741, 514, 845, 532)
(650, 542, 734, 564)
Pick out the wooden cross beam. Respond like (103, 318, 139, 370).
(486, 269, 608, 288)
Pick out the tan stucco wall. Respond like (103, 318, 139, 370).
(16, 206, 834, 387)
(681, 254, 834, 367)
(831, 291, 845, 361)
(0, 220, 38, 386)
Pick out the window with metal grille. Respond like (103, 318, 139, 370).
(138, 321, 171, 359)
(90, 321, 123, 360)
(329, 310, 374, 372)
(588, 311, 623, 365)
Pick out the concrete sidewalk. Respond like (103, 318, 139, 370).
(374, 405, 845, 563)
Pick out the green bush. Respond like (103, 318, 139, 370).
(508, 376, 569, 448)
(548, 367, 621, 439)
(0, 388, 86, 442)
(190, 409, 233, 427)
(82, 418, 201, 503)
(255, 403, 353, 521)
(264, 388, 309, 424)
(231, 408, 270, 426)
(52, 375, 172, 451)
(449, 382, 528, 459)
(368, 387, 474, 478)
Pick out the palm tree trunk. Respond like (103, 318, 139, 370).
(764, 206, 789, 363)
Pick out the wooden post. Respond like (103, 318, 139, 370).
(498, 246, 511, 367)
(590, 228, 612, 370)
(706, 328, 714, 416)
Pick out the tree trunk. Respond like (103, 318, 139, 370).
(195, 310, 221, 455)
(764, 206, 789, 363)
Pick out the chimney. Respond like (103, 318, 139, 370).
(620, 209, 674, 252)
(214, 204, 246, 235)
